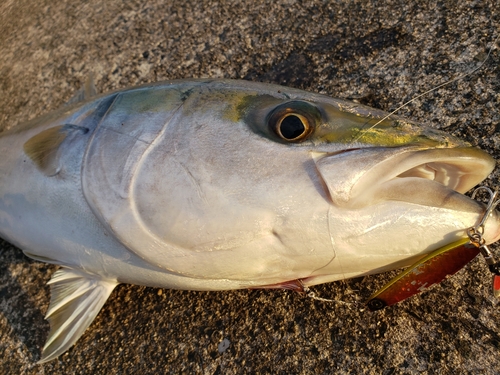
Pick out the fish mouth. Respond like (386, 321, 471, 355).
(314, 146, 496, 210)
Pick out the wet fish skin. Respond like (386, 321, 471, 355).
(0, 79, 499, 362)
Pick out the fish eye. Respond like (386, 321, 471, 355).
(269, 101, 318, 142)
(276, 113, 310, 141)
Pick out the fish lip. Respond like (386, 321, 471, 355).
(367, 146, 494, 190)
(314, 145, 496, 209)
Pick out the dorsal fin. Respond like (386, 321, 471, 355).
(65, 73, 97, 105)
(23, 124, 89, 176)
(37, 267, 118, 363)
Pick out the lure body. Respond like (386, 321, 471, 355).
(0, 79, 499, 361)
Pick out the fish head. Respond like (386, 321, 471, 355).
(82, 81, 500, 285)
(212, 81, 500, 283)
(228, 83, 500, 284)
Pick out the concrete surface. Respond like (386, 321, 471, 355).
(0, 0, 499, 374)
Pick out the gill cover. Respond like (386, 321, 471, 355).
(82, 84, 299, 281)
(82, 87, 196, 273)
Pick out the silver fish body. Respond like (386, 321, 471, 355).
(0, 79, 499, 361)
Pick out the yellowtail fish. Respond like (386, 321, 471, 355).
(1, 79, 499, 362)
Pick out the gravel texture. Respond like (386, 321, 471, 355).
(0, 0, 499, 374)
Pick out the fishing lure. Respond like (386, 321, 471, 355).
(366, 186, 500, 310)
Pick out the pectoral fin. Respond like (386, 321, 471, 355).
(23, 124, 89, 176)
(38, 267, 118, 363)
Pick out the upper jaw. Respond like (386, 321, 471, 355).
(313, 146, 496, 210)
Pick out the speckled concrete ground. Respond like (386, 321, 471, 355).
(0, 1, 499, 374)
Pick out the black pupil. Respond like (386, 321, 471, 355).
(279, 115, 305, 139)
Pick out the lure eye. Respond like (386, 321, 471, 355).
(268, 101, 319, 142)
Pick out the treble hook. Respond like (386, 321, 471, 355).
(468, 186, 500, 299)
(470, 186, 500, 238)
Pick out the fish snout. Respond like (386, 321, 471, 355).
(479, 207, 500, 245)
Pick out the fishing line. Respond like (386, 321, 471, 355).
(298, 279, 362, 308)
(350, 33, 499, 144)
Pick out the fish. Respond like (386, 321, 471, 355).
(0, 79, 499, 362)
